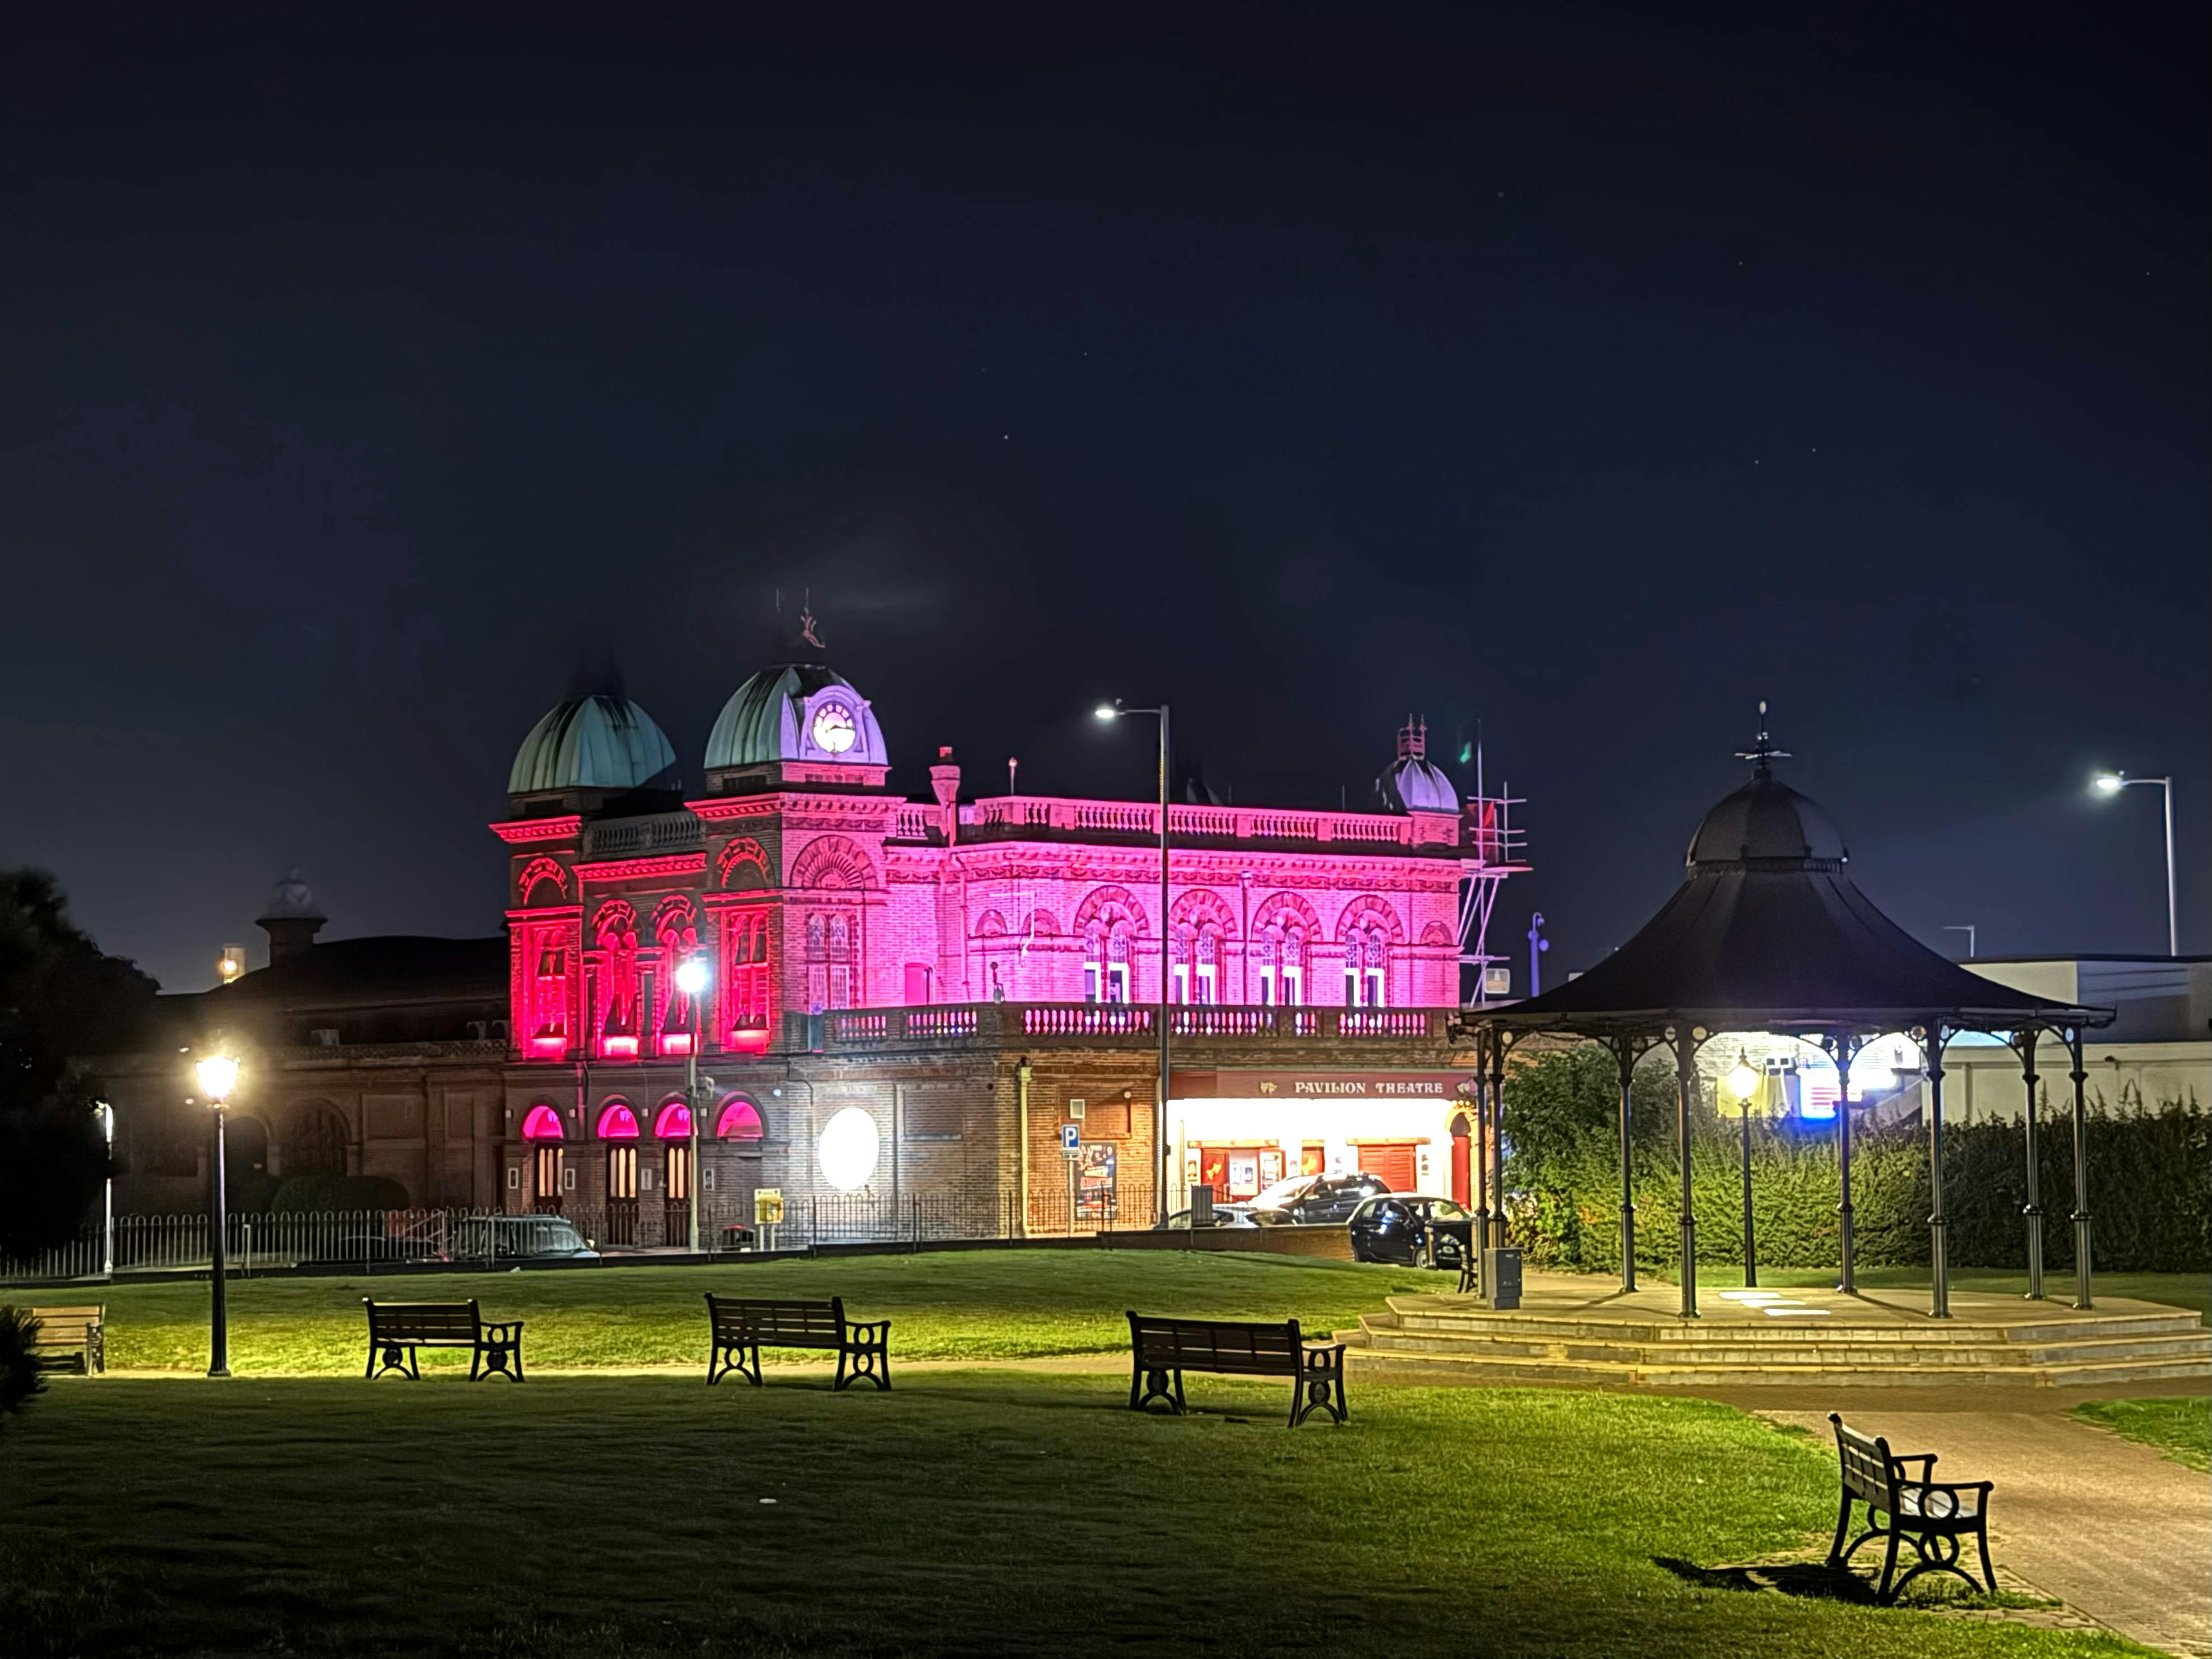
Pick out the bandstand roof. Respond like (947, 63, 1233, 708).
(1482, 750, 2111, 1038)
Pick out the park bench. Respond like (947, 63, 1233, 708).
(1828, 1413, 1995, 1602)
(704, 1294, 891, 1390)
(1126, 1312, 1347, 1428)
(22, 1304, 105, 1375)
(362, 1299, 525, 1380)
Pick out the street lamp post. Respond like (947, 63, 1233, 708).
(1727, 1051, 1759, 1288)
(96, 1101, 115, 1278)
(2093, 773, 2178, 956)
(1096, 699, 1172, 1227)
(674, 956, 713, 1255)
(195, 1053, 240, 1378)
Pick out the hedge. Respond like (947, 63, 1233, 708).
(1499, 1046, 2210, 1275)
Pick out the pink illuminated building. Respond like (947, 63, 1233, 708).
(100, 659, 1524, 1234)
(497, 664, 1519, 1065)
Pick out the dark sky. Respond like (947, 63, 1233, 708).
(4, 2, 2205, 991)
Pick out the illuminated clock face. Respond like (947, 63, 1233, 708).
(810, 701, 857, 755)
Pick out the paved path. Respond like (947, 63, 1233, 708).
(1761, 1405, 2210, 1658)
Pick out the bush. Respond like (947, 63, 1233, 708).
(0, 1306, 48, 1426)
(269, 1174, 411, 1213)
(1500, 1046, 2211, 1274)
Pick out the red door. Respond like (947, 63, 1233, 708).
(1356, 1141, 1418, 1193)
(1449, 1128, 1471, 1208)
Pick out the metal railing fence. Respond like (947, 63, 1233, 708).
(0, 1188, 1175, 1283)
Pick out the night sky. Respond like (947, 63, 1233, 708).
(4, 3, 2204, 991)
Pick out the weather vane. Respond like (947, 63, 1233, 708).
(1735, 698, 1790, 770)
(799, 588, 824, 650)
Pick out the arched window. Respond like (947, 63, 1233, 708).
(805, 912, 858, 1012)
(520, 1104, 564, 1140)
(724, 908, 772, 1049)
(596, 1101, 640, 1139)
(285, 1101, 349, 1175)
(716, 1096, 764, 1140)
(594, 903, 642, 1058)
(1343, 925, 1388, 1007)
(655, 1099, 693, 1212)
(653, 1100, 693, 1139)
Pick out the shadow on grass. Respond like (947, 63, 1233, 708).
(1654, 1557, 2058, 1615)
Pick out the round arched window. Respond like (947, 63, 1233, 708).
(653, 1100, 693, 1139)
(596, 1101, 639, 1139)
(520, 1104, 564, 1141)
(716, 1097, 764, 1140)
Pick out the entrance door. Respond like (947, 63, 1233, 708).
(1449, 1115, 1472, 1208)
(663, 1142, 693, 1245)
(1355, 1141, 1418, 1193)
(532, 1144, 564, 1214)
(606, 1144, 638, 1245)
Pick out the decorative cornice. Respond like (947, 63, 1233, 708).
(491, 815, 583, 845)
(573, 853, 707, 881)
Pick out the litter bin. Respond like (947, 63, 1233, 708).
(1481, 1246, 1522, 1310)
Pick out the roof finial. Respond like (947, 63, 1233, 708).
(1735, 698, 1791, 773)
(799, 587, 824, 651)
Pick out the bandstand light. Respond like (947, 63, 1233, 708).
(1727, 1054, 1759, 1102)
(196, 1052, 240, 1378)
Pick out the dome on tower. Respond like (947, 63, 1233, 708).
(1685, 766, 1847, 874)
(507, 696, 680, 796)
(704, 664, 888, 771)
(1377, 717, 1459, 814)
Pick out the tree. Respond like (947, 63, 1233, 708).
(0, 870, 159, 1260)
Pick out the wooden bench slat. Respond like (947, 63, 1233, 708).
(21, 1305, 105, 1375)
(704, 1295, 891, 1392)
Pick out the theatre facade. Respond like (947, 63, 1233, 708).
(106, 659, 1524, 1238)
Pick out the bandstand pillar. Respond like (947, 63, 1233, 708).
(1925, 1025, 1951, 1319)
(2067, 1028, 2094, 1310)
(1672, 1027, 1698, 1318)
(1614, 1039, 1638, 1295)
(1468, 1027, 1490, 1294)
(2019, 1031, 2044, 1300)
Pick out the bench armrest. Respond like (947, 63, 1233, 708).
(1898, 1478, 1991, 1520)
(480, 1320, 525, 1342)
(1891, 1451, 1939, 1474)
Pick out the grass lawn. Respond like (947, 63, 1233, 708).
(35, 1250, 1459, 1374)
(2071, 1398, 2212, 1472)
(0, 1371, 2154, 1658)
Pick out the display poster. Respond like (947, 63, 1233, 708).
(1075, 1144, 1117, 1217)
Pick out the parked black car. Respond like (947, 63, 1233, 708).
(1248, 1171, 1391, 1226)
(1347, 1194, 1474, 1269)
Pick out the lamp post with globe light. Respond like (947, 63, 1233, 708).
(196, 1052, 240, 1378)
(2092, 772, 2177, 956)
(1728, 1050, 1759, 1288)
(674, 955, 712, 1254)
(1095, 698, 1171, 1228)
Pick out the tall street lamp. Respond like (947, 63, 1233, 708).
(1728, 1050, 1759, 1288)
(2092, 772, 2178, 956)
(674, 955, 713, 1254)
(1096, 698, 1171, 1228)
(196, 1052, 240, 1378)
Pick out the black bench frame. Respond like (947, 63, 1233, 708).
(1127, 1312, 1347, 1428)
(363, 1299, 525, 1381)
(704, 1294, 891, 1391)
(1828, 1413, 1995, 1602)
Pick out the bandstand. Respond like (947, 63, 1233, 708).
(1341, 720, 2211, 1388)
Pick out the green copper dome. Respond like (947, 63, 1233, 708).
(508, 696, 680, 795)
(704, 664, 888, 770)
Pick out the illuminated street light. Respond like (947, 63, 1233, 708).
(673, 956, 712, 1254)
(1094, 696, 1172, 1228)
(2090, 771, 2178, 956)
(1729, 1049, 1757, 1289)
(194, 1051, 240, 1378)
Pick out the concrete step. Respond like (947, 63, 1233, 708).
(1378, 1301, 2205, 1347)
(1343, 1337, 2212, 1389)
(1350, 1323, 2211, 1370)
